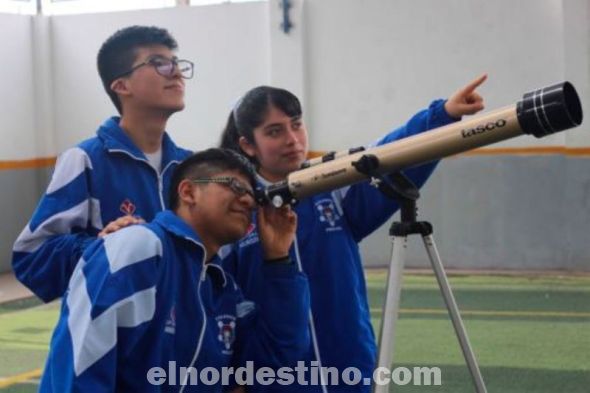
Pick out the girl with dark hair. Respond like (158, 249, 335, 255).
(220, 86, 304, 176)
(220, 77, 486, 392)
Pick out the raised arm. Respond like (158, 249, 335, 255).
(341, 75, 488, 240)
(232, 206, 310, 368)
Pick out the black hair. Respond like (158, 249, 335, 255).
(219, 86, 302, 164)
(169, 148, 256, 211)
(97, 25, 178, 114)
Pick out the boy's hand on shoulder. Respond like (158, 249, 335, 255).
(98, 215, 145, 238)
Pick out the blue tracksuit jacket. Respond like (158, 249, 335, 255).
(12, 117, 192, 302)
(39, 210, 311, 392)
(222, 100, 457, 392)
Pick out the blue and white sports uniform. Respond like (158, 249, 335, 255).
(222, 100, 457, 392)
(39, 210, 311, 392)
(12, 117, 191, 302)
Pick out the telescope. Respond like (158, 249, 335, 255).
(255, 81, 583, 207)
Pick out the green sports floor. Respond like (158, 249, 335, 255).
(1, 271, 589, 392)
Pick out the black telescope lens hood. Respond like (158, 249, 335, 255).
(517, 81, 583, 138)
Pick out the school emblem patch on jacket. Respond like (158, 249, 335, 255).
(315, 199, 342, 231)
(239, 224, 259, 248)
(216, 315, 237, 355)
(119, 199, 136, 216)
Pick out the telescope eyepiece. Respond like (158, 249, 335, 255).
(517, 81, 583, 138)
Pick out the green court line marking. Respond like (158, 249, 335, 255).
(0, 368, 42, 388)
(371, 308, 590, 318)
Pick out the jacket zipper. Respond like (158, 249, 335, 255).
(179, 251, 208, 392)
(108, 149, 180, 210)
(293, 235, 329, 393)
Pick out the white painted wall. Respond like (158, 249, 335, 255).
(2, 0, 588, 160)
(0, 14, 38, 160)
(268, 0, 306, 104)
(31, 15, 57, 159)
(563, 0, 590, 147)
(302, 0, 587, 151)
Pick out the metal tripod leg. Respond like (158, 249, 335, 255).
(373, 232, 487, 393)
(422, 234, 487, 393)
(374, 236, 408, 393)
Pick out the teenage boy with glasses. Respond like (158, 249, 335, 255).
(39, 148, 311, 392)
(12, 25, 194, 303)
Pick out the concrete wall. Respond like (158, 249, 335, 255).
(0, 14, 38, 160)
(360, 156, 590, 269)
(0, 14, 42, 274)
(303, 0, 581, 149)
(0, 0, 588, 273)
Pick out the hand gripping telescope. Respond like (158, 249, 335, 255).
(255, 82, 583, 207)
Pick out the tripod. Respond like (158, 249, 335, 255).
(351, 156, 487, 393)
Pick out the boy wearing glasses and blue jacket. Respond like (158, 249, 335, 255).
(39, 149, 311, 392)
(12, 25, 193, 302)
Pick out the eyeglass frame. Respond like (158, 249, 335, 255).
(111, 55, 194, 81)
(190, 177, 255, 200)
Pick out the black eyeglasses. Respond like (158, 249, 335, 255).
(113, 56, 194, 80)
(191, 177, 255, 199)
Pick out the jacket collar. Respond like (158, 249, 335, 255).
(97, 116, 186, 167)
(154, 210, 227, 287)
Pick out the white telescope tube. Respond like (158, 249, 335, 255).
(256, 81, 583, 207)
